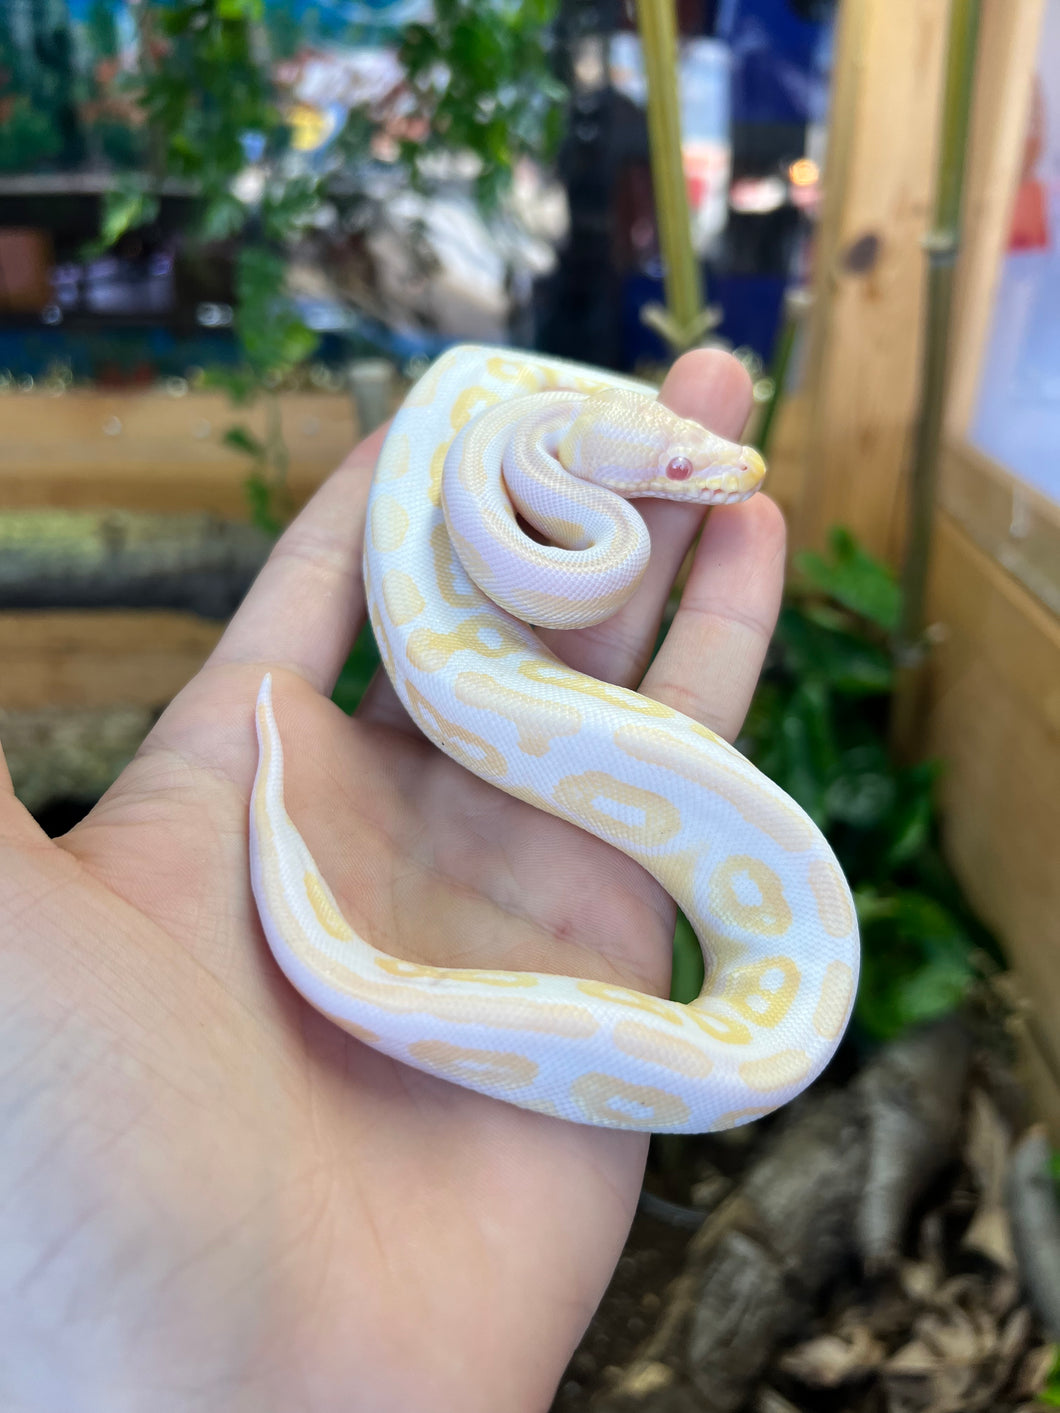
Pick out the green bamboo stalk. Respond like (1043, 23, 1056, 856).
(892, 0, 982, 754)
(896, 0, 982, 660)
(635, 0, 714, 352)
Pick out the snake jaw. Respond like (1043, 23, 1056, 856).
(629, 444, 767, 504)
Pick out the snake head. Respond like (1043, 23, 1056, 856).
(558, 390, 766, 505)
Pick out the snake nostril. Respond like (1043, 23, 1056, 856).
(666, 456, 693, 481)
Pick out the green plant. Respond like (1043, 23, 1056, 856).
(400, 0, 566, 205)
(96, 0, 564, 530)
(733, 526, 994, 1040)
(1042, 1348, 1060, 1408)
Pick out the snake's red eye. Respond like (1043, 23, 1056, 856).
(666, 455, 693, 481)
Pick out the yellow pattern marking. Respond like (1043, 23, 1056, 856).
(406, 614, 529, 674)
(813, 961, 855, 1040)
(709, 856, 792, 937)
(451, 384, 499, 430)
(738, 1049, 812, 1092)
(554, 771, 681, 849)
(577, 980, 683, 1026)
(404, 680, 508, 779)
(304, 870, 355, 941)
(408, 1041, 539, 1092)
(686, 1006, 753, 1046)
(613, 1020, 714, 1078)
(570, 1072, 690, 1129)
(430, 523, 480, 608)
(723, 955, 800, 1028)
(376, 955, 539, 988)
(370, 494, 409, 553)
(808, 858, 855, 938)
(614, 723, 819, 853)
(376, 431, 410, 481)
(520, 659, 676, 717)
(713, 1106, 777, 1130)
(381, 570, 425, 626)
(454, 671, 582, 755)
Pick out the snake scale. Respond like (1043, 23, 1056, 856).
(250, 345, 859, 1132)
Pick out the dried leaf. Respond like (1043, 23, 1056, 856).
(779, 1328, 885, 1386)
(1012, 1342, 1059, 1400)
(962, 1088, 1016, 1269)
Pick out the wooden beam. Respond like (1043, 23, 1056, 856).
(0, 610, 223, 711)
(0, 389, 360, 515)
(924, 514, 1060, 1112)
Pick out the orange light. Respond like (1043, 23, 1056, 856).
(789, 158, 819, 188)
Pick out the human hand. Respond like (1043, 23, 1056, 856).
(0, 349, 784, 1412)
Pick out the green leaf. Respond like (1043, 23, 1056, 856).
(794, 527, 902, 632)
(244, 472, 283, 536)
(670, 912, 704, 1004)
(222, 424, 265, 459)
(200, 192, 246, 242)
(853, 889, 978, 1040)
(1039, 1347, 1060, 1406)
(776, 607, 893, 695)
(332, 624, 382, 715)
(217, 0, 263, 20)
(100, 188, 159, 248)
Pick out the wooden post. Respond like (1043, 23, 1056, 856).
(777, 0, 953, 560)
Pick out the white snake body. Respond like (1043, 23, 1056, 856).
(250, 345, 859, 1133)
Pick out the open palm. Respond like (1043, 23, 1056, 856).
(0, 350, 784, 1413)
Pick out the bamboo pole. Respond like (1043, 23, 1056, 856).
(635, 0, 715, 352)
(891, 0, 983, 755)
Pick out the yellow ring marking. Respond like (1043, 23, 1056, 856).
(554, 770, 681, 849)
(408, 1041, 539, 1092)
(723, 955, 801, 1028)
(570, 1072, 690, 1129)
(709, 856, 792, 937)
(404, 680, 508, 779)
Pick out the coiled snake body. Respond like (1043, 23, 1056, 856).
(250, 345, 859, 1132)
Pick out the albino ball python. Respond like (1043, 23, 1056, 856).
(250, 345, 859, 1133)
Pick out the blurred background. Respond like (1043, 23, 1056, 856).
(1, 2, 1059, 1405)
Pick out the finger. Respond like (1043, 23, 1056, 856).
(536, 348, 754, 687)
(207, 423, 389, 697)
(640, 492, 786, 742)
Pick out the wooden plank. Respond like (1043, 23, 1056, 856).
(0, 389, 360, 515)
(788, 0, 951, 562)
(940, 438, 1060, 616)
(945, 0, 1046, 437)
(0, 610, 223, 711)
(924, 514, 1060, 1098)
